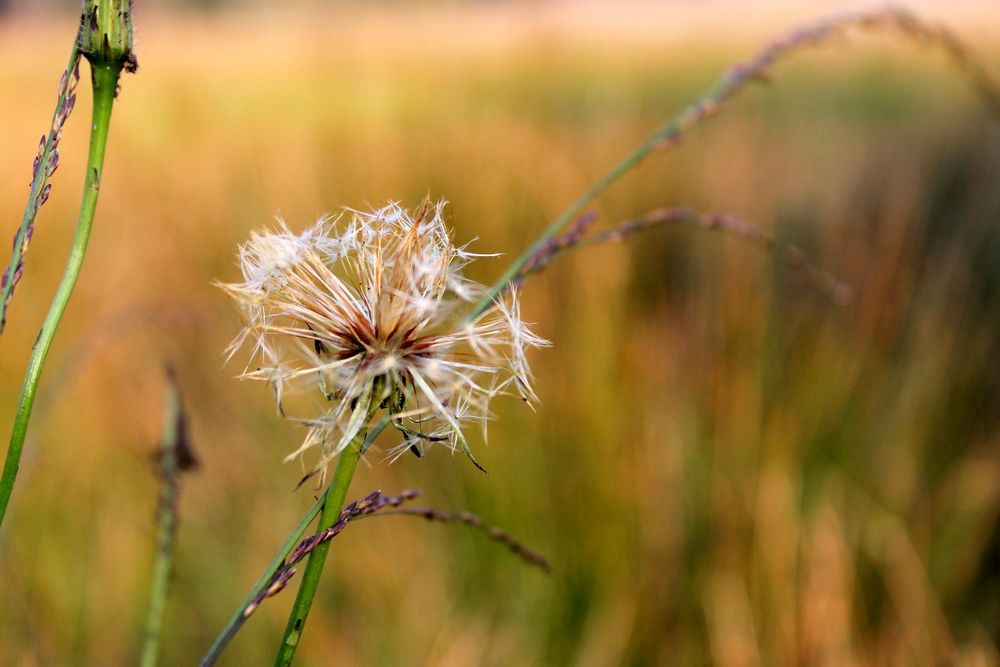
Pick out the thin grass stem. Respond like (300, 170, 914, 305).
(140, 370, 197, 667)
(466, 4, 1000, 320)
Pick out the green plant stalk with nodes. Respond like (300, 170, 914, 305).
(272, 448, 363, 667)
(0, 0, 135, 529)
(272, 380, 383, 667)
(199, 489, 330, 667)
(0, 64, 119, 527)
(139, 387, 180, 667)
(200, 416, 392, 667)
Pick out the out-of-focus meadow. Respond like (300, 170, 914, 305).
(1, 2, 1000, 665)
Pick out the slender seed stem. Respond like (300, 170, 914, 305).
(467, 145, 652, 320)
(466, 5, 1000, 320)
(139, 378, 184, 667)
(272, 445, 363, 667)
(0, 62, 122, 529)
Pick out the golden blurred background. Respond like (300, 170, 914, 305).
(1, 2, 999, 665)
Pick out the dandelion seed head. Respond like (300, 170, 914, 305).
(221, 200, 547, 474)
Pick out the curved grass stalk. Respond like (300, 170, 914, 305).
(207, 487, 545, 665)
(0, 61, 124, 529)
(467, 4, 1000, 320)
(521, 206, 853, 304)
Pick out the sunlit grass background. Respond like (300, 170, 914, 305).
(1, 2, 999, 665)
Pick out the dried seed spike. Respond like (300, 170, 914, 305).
(239, 488, 425, 620)
(265, 569, 296, 597)
(366, 504, 551, 572)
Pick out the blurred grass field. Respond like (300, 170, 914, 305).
(1, 3, 1000, 665)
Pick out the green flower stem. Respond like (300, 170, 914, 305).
(272, 379, 383, 666)
(0, 62, 123, 529)
(272, 444, 363, 667)
(198, 488, 329, 667)
(201, 414, 390, 667)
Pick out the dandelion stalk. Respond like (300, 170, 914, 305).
(199, 487, 329, 667)
(269, 457, 359, 666)
(0, 0, 136, 530)
(467, 4, 1000, 320)
(272, 386, 379, 667)
(200, 423, 387, 667)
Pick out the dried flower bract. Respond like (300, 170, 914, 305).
(221, 201, 546, 477)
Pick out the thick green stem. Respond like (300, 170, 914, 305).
(201, 415, 390, 667)
(272, 380, 383, 666)
(0, 63, 122, 529)
(198, 488, 329, 667)
(272, 445, 362, 667)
